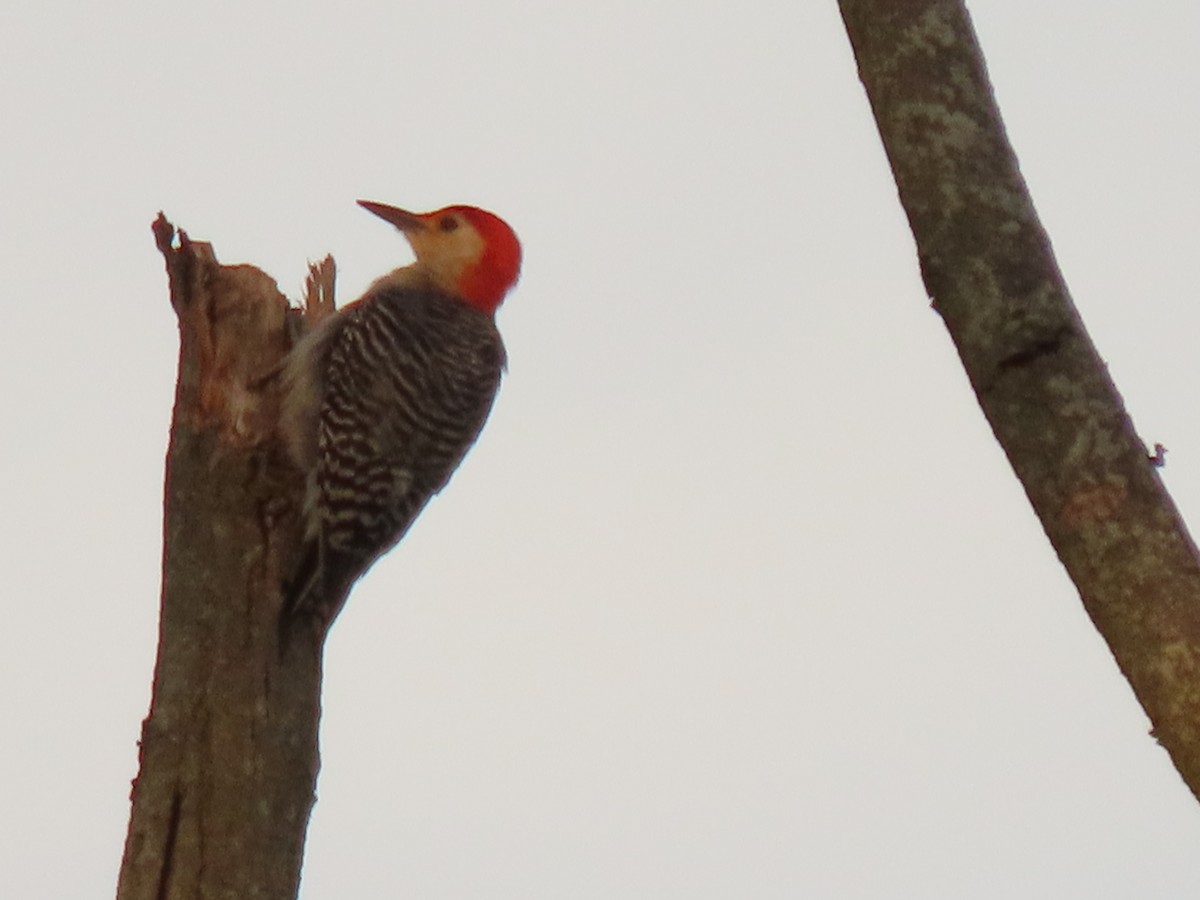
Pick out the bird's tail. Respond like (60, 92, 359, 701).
(278, 541, 356, 650)
(278, 541, 325, 650)
(283, 541, 322, 613)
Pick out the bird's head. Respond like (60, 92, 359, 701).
(358, 200, 522, 314)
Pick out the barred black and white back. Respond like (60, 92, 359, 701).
(280, 275, 505, 621)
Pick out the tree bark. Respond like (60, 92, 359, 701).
(116, 216, 334, 899)
(838, 0, 1200, 799)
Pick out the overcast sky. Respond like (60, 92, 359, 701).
(4, 1, 1200, 897)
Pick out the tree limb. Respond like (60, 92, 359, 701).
(838, 0, 1200, 799)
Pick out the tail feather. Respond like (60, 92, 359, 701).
(278, 541, 327, 652)
(283, 541, 323, 616)
(278, 540, 358, 650)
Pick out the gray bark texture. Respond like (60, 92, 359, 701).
(839, 0, 1200, 799)
(116, 215, 334, 900)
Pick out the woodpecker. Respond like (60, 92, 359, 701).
(279, 200, 521, 623)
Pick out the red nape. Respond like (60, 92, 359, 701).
(451, 206, 522, 313)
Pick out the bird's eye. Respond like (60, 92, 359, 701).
(439, 216, 459, 232)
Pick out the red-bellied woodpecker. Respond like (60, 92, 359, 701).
(279, 200, 521, 622)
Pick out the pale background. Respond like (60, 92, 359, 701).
(4, 1, 1200, 896)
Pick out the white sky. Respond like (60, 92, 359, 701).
(3, 0, 1200, 897)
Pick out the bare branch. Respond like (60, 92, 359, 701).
(839, 0, 1200, 798)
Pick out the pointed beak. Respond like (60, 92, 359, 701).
(357, 200, 427, 233)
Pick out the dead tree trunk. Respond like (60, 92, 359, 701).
(116, 216, 335, 900)
(839, 0, 1200, 799)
